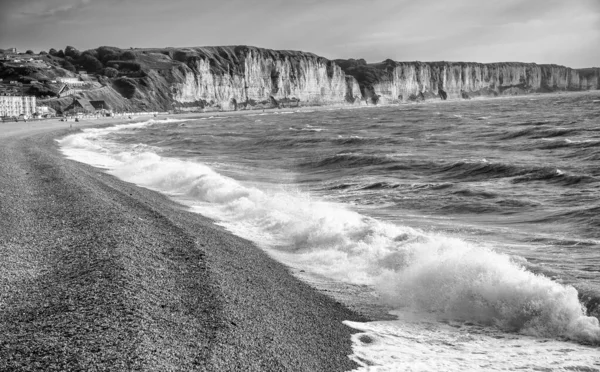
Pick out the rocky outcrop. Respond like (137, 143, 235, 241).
(336, 59, 600, 103)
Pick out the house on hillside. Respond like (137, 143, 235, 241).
(57, 77, 85, 86)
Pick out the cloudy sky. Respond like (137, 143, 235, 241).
(1, 0, 599, 68)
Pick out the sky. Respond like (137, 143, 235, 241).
(1, 0, 599, 68)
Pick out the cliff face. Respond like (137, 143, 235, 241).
(149, 46, 353, 110)
(337, 59, 600, 103)
(20, 45, 598, 113)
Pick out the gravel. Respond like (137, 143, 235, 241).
(0, 121, 366, 371)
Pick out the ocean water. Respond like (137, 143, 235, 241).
(59, 92, 600, 370)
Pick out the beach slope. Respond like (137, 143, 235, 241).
(0, 120, 364, 371)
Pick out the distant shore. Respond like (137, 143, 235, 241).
(0, 117, 365, 371)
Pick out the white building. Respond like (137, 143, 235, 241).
(0, 95, 37, 118)
(57, 77, 85, 86)
(36, 105, 51, 114)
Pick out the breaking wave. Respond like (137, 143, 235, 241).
(57, 123, 600, 345)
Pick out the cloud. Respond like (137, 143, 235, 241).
(18, 0, 92, 19)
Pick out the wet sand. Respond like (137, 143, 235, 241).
(0, 117, 365, 371)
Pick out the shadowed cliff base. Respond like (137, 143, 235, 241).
(4, 45, 598, 115)
(0, 120, 365, 371)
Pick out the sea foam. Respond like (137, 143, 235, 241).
(58, 121, 600, 345)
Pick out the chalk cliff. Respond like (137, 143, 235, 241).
(11, 45, 598, 113)
(336, 59, 600, 103)
(132, 46, 357, 110)
(93, 46, 600, 110)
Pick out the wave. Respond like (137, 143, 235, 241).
(511, 169, 596, 186)
(58, 124, 600, 345)
(248, 136, 387, 149)
(375, 238, 599, 343)
(526, 205, 600, 234)
(289, 125, 325, 132)
(253, 136, 324, 148)
(300, 153, 397, 169)
(452, 188, 497, 199)
(357, 182, 399, 190)
(437, 160, 521, 181)
(333, 136, 383, 146)
(537, 138, 600, 150)
(500, 127, 578, 140)
(324, 181, 453, 193)
(435, 160, 596, 186)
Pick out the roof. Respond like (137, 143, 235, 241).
(89, 100, 110, 110)
(74, 98, 96, 112)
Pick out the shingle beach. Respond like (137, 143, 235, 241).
(0, 118, 365, 371)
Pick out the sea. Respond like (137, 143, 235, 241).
(59, 91, 600, 371)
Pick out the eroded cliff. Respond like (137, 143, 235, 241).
(12, 45, 598, 113)
(121, 46, 357, 110)
(336, 59, 600, 103)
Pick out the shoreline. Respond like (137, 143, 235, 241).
(2, 89, 598, 369)
(0, 118, 366, 370)
(4, 89, 596, 131)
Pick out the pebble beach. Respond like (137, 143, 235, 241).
(0, 116, 365, 371)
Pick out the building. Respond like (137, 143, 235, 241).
(0, 94, 36, 118)
(36, 105, 53, 114)
(57, 77, 85, 86)
(33, 106, 55, 118)
(64, 98, 96, 114)
(89, 100, 109, 112)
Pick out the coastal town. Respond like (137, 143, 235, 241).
(0, 47, 118, 121)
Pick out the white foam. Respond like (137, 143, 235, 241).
(58, 121, 600, 350)
(345, 311, 600, 372)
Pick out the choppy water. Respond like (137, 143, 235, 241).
(59, 92, 600, 371)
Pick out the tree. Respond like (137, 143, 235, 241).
(121, 51, 136, 60)
(102, 67, 119, 78)
(39, 51, 47, 55)
(25, 50, 34, 55)
(79, 54, 103, 73)
(65, 46, 81, 59)
(56, 49, 65, 58)
(82, 49, 99, 59)
(97, 46, 122, 64)
(61, 60, 76, 72)
(49, 48, 58, 56)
